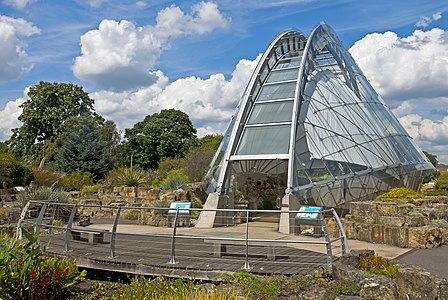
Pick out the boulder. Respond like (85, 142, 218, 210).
(395, 264, 440, 299)
(360, 276, 397, 300)
(408, 226, 442, 248)
(376, 203, 398, 216)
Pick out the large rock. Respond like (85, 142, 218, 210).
(376, 203, 398, 216)
(384, 226, 408, 248)
(360, 276, 398, 300)
(350, 202, 378, 219)
(395, 264, 446, 299)
(380, 216, 405, 227)
(408, 226, 442, 248)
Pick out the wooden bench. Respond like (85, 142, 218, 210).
(204, 239, 287, 261)
(70, 227, 109, 245)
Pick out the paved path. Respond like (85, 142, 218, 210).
(396, 245, 448, 279)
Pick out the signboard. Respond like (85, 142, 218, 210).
(168, 202, 191, 216)
(295, 206, 322, 220)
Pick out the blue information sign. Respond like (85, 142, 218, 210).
(295, 206, 322, 220)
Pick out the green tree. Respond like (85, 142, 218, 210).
(435, 172, 448, 190)
(54, 118, 112, 180)
(423, 150, 440, 182)
(124, 109, 197, 170)
(0, 152, 33, 188)
(8, 82, 100, 166)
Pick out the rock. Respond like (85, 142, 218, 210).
(397, 203, 415, 216)
(360, 276, 397, 300)
(395, 264, 438, 299)
(376, 203, 398, 216)
(332, 261, 364, 282)
(350, 202, 378, 218)
(380, 216, 405, 227)
(384, 226, 408, 248)
(408, 226, 442, 248)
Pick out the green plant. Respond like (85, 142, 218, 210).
(375, 187, 424, 200)
(358, 253, 399, 278)
(303, 268, 332, 285)
(0, 229, 86, 300)
(123, 209, 140, 220)
(324, 281, 360, 299)
(222, 271, 257, 285)
(61, 169, 94, 191)
(151, 199, 170, 215)
(16, 186, 69, 208)
(32, 168, 65, 188)
(435, 172, 448, 190)
(81, 185, 99, 194)
(110, 276, 193, 299)
(160, 169, 189, 190)
(427, 189, 448, 196)
(104, 167, 153, 187)
(52, 219, 64, 227)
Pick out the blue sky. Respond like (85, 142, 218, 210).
(0, 0, 447, 162)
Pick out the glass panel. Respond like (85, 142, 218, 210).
(266, 68, 299, 83)
(248, 101, 294, 124)
(236, 125, 291, 155)
(276, 57, 301, 69)
(257, 82, 296, 101)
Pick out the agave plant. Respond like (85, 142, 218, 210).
(104, 167, 153, 187)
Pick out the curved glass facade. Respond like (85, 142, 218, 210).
(204, 24, 434, 208)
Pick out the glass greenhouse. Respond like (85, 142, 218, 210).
(202, 23, 434, 214)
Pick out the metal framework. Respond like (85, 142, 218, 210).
(204, 23, 434, 208)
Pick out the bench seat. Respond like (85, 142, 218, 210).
(204, 239, 287, 261)
(71, 227, 109, 245)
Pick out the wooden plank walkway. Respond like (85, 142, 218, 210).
(42, 232, 331, 280)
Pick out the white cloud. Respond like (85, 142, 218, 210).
(0, 15, 40, 82)
(349, 28, 448, 102)
(399, 113, 448, 162)
(0, 88, 28, 140)
(415, 11, 442, 28)
(3, 0, 35, 9)
(135, 1, 146, 9)
(391, 101, 415, 117)
(73, 2, 230, 91)
(86, 0, 102, 7)
(91, 55, 260, 136)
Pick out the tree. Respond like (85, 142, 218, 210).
(0, 152, 33, 188)
(54, 118, 112, 180)
(423, 151, 438, 168)
(8, 82, 100, 166)
(423, 150, 440, 182)
(124, 109, 197, 170)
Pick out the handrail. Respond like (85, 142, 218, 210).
(18, 200, 349, 271)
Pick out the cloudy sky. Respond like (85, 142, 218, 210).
(0, 0, 447, 162)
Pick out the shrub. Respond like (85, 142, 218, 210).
(110, 277, 193, 299)
(435, 173, 448, 190)
(324, 281, 360, 299)
(123, 209, 140, 220)
(80, 185, 99, 195)
(358, 253, 399, 278)
(16, 186, 69, 208)
(151, 199, 170, 215)
(60, 169, 94, 191)
(427, 189, 448, 196)
(104, 167, 154, 187)
(160, 169, 189, 190)
(375, 187, 424, 200)
(0, 152, 34, 187)
(32, 168, 64, 187)
(0, 229, 86, 300)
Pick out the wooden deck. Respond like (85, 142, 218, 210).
(42, 232, 332, 280)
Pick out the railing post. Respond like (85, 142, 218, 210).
(35, 202, 48, 239)
(48, 203, 57, 235)
(243, 209, 250, 270)
(64, 204, 78, 252)
(319, 211, 333, 268)
(16, 200, 32, 240)
(168, 208, 180, 265)
(331, 208, 349, 255)
(110, 206, 122, 259)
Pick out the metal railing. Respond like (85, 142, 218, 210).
(17, 200, 348, 274)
